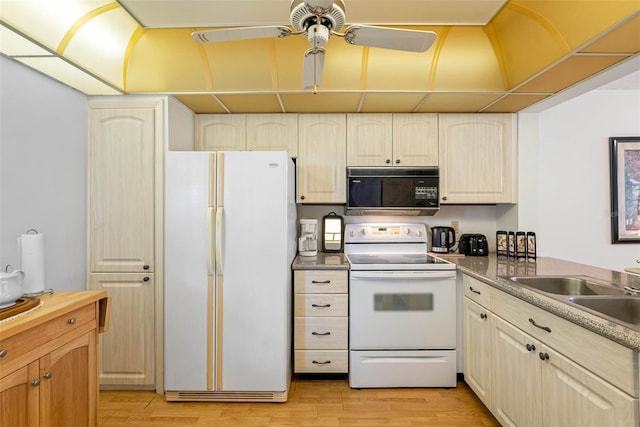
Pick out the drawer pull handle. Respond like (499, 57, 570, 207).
(528, 318, 551, 333)
(526, 344, 536, 352)
(312, 360, 331, 365)
(539, 352, 550, 361)
(312, 304, 331, 308)
(68, 318, 77, 325)
(311, 280, 331, 284)
(0, 349, 7, 358)
(312, 331, 331, 336)
(32, 379, 41, 387)
(43, 371, 52, 379)
(480, 313, 487, 320)
(469, 287, 481, 295)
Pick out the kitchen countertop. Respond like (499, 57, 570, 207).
(446, 254, 640, 350)
(292, 252, 350, 270)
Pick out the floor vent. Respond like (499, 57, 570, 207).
(165, 389, 288, 402)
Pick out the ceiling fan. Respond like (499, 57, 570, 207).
(191, 0, 437, 93)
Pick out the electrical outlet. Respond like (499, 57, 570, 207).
(450, 220, 459, 234)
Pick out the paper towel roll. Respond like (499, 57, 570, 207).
(18, 231, 45, 294)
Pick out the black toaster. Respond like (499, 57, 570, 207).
(459, 234, 489, 256)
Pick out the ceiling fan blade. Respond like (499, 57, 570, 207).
(302, 48, 326, 92)
(192, 26, 291, 44)
(342, 25, 436, 52)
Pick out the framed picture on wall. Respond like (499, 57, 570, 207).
(610, 136, 640, 243)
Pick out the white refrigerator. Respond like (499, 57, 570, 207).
(164, 151, 296, 401)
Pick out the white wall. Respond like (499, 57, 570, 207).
(0, 55, 88, 291)
(519, 87, 640, 273)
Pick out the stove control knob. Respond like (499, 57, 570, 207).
(405, 227, 411, 235)
(416, 229, 423, 237)
(351, 230, 356, 237)
(361, 228, 366, 235)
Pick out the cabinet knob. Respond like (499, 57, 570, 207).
(300, 195, 305, 200)
(0, 349, 7, 358)
(143, 276, 150, 282)
(385, 159, 391, 164)
(43, 371, 52, 379)
(68, 318, 77, 325)
(442, 196, 447, 201)
(526, 343, 536, 352)
(395, 159, 400, 164)
(538, 352, 550, 361)
(32, 379, 41, 387)
(480, 313, 487, 320)
(143, 265, 150, 270)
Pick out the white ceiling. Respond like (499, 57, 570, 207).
(118, 0, 508, 28)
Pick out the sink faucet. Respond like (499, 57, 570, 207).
(624, 285, 640, 295)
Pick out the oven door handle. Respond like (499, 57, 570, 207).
(350, 271, 456, 280)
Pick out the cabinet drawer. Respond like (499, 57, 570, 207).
(294, 317, 348, 349)
(491, 290, 637, 397)
(294, 294, 348, 317)
(0, 304, 95, 370)
(294, 350, 348, 373)
(294, 270, 348, 294)
(463, 275, 492, 309)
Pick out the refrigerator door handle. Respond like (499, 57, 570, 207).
(215, 206, 224, 275)
(206, 207, 215, 276)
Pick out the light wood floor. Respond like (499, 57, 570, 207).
(99, 375, 499, 426)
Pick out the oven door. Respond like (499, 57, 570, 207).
(349, 270, 456, 350)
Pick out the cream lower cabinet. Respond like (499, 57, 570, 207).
(88, 273, 155, 386)
(297, 114, 346, 203)
(462, 274, 638, 426)
(293, 270, 348, 373)
(438, 114, 517, 204)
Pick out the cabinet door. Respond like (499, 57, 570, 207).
(0, 361, 39, 427)
(463, 298, 493, 410)
(438, 113, 517, 204)
(541, 346, 638, 427)
(195, 114, 246, 151)
(297, 114, 346, 203)
(246, 114, 298, 157)
(39, 332, 96, 427)
(492, 316, 542, 427)
(89, 107, 155, 273)
(392, 113, 438, 166)
(346, 114, 392, 166)
(89, 273, 155, 386)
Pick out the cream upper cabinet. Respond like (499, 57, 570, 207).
(438, 113, 517, 204)
(195, 114, 246, 151)
(346, 114, 392, 166)
(346, 113, 438, 167)
(297, 114, 346, 204)
(88, 106, 156, 273)
(392, 114, 438, 166)
(246, 114, 298, 157)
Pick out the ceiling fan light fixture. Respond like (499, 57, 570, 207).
(307, 24, 330, 48)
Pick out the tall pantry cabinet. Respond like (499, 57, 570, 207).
(87, 96, 193, 391)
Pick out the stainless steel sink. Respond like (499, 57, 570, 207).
(569, 296, 640, 328)
(505, 276, 626, 296)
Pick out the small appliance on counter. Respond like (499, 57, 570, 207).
(458, 234, 489, 256)
(431, 226, 456, 253)
(298, 219, 318, 256)
(321, 212, 344, 252)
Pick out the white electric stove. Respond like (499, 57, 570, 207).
(344, 223, 457, 389)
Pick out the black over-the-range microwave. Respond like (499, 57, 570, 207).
(345, 167, 440, 216)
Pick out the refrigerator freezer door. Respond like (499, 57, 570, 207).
(216, 151, 295, 391)
(164, 152, 213, 391)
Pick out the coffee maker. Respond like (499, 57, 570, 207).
(298, 219, 318, 257)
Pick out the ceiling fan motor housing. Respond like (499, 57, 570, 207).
(290, 0, 346, 32)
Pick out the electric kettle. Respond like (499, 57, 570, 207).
(431, 226, 456, 253)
